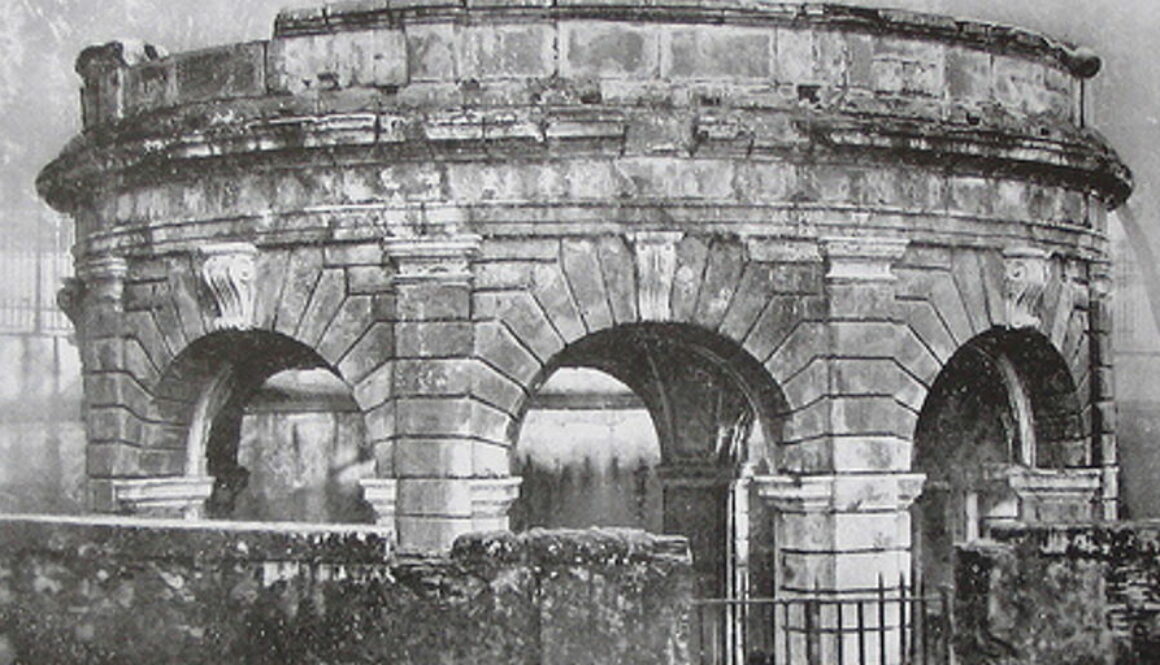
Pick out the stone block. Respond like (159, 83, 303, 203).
(830, 321, 903, 358)
(718, 263, 775, 343)
(396, 397, 473, 437)
(561, 22, 658, 79)
(88, 407, 145, 445)
(396, 282, 471, 321)
(123, 338, 160, 387)
(337, 321, 394, 384)
(472, 362, 526, 416)
(470, 399, 513, 445)
(667, 27, 771, 81)
(899, 299, 956, 364)
(274, 247, 324, 336)
(782, 358, 828, 413)
(364, 400, 396, 444)
(946, 46, 992, 101)
(324, 242, 382, 267)
(780, 511, 909, 552)
(394, 438, 474, 477)
(406, 22, 456, 82)
(764, 319, 826, 385)
(920, 270, 972, 346)
(832, 436, 912, 473)
(473, 291, 564, 363)
(830, 396, 916, 439)
(474, 262, 534, 290)
(352, 360, 393, 409)
(460, 24, 554, 80)
(397, 515, 476, 553)
(124, 60, 175, 114)
(268, 29, 406, 94)
(296, 269, 348, 346)
(398, 478, 473, 515)
(392, 358, 474, 397)
(174, 42, 265, 103)
(693, 238, 744, 331)
(474, 441, 511, 476)
(138, 449, 185, 476)
(826, 282, 898, 320)
(596, 236, 638, 326)
(87, 442, 142, 478)
(318, 295, 374, 366)
(670, 235, 709, 324)
(395, 321, 474, 358)
(832, 358, 901, 396)
(346, 266, 393, 294)
(531, 264, 586, 343)
(560, 239, 613, 332)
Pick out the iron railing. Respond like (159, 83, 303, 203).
(694, 576, 955, 665)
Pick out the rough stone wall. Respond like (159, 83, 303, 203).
(954, 523, 1160, 665)
(0, 516, 692, 665)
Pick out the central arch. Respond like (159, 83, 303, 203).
(509, 322, 790, 661)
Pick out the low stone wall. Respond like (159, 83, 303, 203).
(0, 515, 692, 664)
(955, 523, 1160, 665)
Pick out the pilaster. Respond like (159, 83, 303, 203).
(372, 234, 522, 553)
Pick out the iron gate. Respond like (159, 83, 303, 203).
(694, 577, 955, 665)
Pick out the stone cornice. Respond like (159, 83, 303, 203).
(37, 107, 1132, 214)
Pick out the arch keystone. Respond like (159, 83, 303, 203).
(198, 242, 258, 331)
(1002, 246, 1051, 329)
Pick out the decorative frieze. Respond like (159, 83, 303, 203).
(382, 235, 481, 286)
(198, 243, 258, 331)
(629, 231, 682, 321)
(818, 236, 909, 282)
(1002, 247, 1051, 329)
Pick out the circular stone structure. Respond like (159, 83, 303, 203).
(40, 0, 1130, 650)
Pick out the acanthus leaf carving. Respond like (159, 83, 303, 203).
(198, 243, 258, 331)
(1002, 247, 1051, 329)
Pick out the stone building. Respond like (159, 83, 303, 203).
(37, 0, 1129, 661)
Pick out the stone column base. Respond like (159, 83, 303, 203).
(985, 465, 1101, 524)
(359, 478, 398, 529)
(112, 477, 215, 519)
(471, 477, 522, 532)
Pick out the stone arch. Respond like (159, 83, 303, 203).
(148, 329, 377, 520)
(471, 233, 820, 459)
(911, 327, 1092, 591)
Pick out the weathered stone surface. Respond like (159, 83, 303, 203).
(0, 517, 693, 665)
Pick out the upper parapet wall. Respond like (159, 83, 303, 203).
(274, 0, 1102, 75)
(73, 1, 1098, 131)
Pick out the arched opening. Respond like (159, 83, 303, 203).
(155, 331, 374, 523)
(509, 323, 789, 663)
(912, 328, 1088, 591)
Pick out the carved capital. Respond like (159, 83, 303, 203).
(1001, 247, 1051, 329)
(112, 476, 215, 520)
(79, 254, 128, 304)
(199, 243, 258, 331)
(755, 472, 926, 512)
(818, 236, 909, 282)
(359, 478, 399, 528)
(629, 231, 682, 320)
(382, 235, 481, 286)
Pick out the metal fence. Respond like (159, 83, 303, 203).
(694, 577, 955, 665)
(0, 218, 73, 336)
